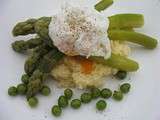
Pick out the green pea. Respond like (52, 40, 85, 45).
(64, 88, 73, 99)
(58, 96, 68, 108)
(96, 100, 107, 111)
(8, 86, 17, 96)
(113, 91, 123, 101)
(17, 84, 27, 94)
(70, 99, 81, 109)
(40, 86, 51, 96)
(115, 71, 127, 80)
(81, 93, 92, 103)
(100, 88, 112, 99)
(28, 97, 38, 107)
(120, 83, 131, 94)
(21, 74, 30, 84)
(51, 105, 62, 117)
(91, 88, 101, 99)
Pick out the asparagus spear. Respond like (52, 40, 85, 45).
(12, 19, 37, 36)
(34, 17, 53, 47)
(26, 70, 44, 98)
(12, 40, 28, 53)
(95, 0, 113, 12)
(12, 37, 43, 53)
(26, 49, 64, 98)
(108, 30, 158, 49)
(90, 53, 139, 72)
(38, 49, 64, 73)
(24, 44, 51, 75)
(108, 14, 144, 29)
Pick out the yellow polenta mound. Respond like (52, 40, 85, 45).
(51, 41, 130, 89)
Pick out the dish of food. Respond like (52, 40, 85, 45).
(0, 0, 160, 120)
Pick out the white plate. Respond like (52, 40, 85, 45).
(0, 0, 160, 120)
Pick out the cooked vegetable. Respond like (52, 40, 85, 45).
(51, 105, 62, 117)
(64, 89, 73, 99)
(91, 88, 101, 99)
(100, 88, 112, 99)
(24, 53, 40, 75)
(24, 44, 50, 75)
(21, 74, 30, 84)
(71, 99, 81, 109)
(108, 14, 144, 29)
(26, 37, 44, 48)
(96, 100, 107, 111)
(28, 97, 38, 107)
(38, 49, 64, 73)
(12, 19, 37, 36)
(120, 83, 131, 94)
(120, 28, 134, 31)
(40, 86, 51, 96)
(17, 83, 27, 94)
(8, 86, 17, 96)
(95, 0, 113, 12)
(115, 71, 127, 80)
(58, 96, 68, 108)
(81, 93, 92, 103)
(26, 70, 44, 98)
(113, 91, 123, 101)
(34, 17, 53, 47)
(91, 53, 139, 72)
(12, 37, 43, 53)
(12, 40, 28, 53)
(108, 30, 158, 49)
(26, 48, 64, 98)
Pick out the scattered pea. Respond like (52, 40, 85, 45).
(115, 71, 127, 80)
(58, 96, 68, 108)
(51, 105, 62, 117)
(120, 83, 131, 94)
(91, 88, 101, 99)
(100, 88, 112, 99)
(64, 88, 73, 99)
(81, 93, 92, 103)
(71, 99, 81, 109)
(113, 91, 123, 101)
(21, 74, 30, 84)
(40, 86, 51, 96)
(28, 97, 38, 107)
(96, 100, 107, 111)
(8, 86, 17, 96)
(17, 83, 27, 94)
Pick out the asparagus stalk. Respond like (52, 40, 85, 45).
(26, 49, 64, 98)
(12, 19, 37, 36)
(12, 37, 43, 53)
(91, 53, 139, 72)
(108, 14, 144, 29)
(26, 70, 44, 98)
(24, 44, 51, 75)
(38, 49, 64, 73)
(34, 17, 53, 47)
(95, 0, 113, 12)
(108, 30, 158, 49)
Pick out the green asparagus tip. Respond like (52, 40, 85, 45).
(12, 19, 37, 36)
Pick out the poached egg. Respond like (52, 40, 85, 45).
(49, 3, 111, 59)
